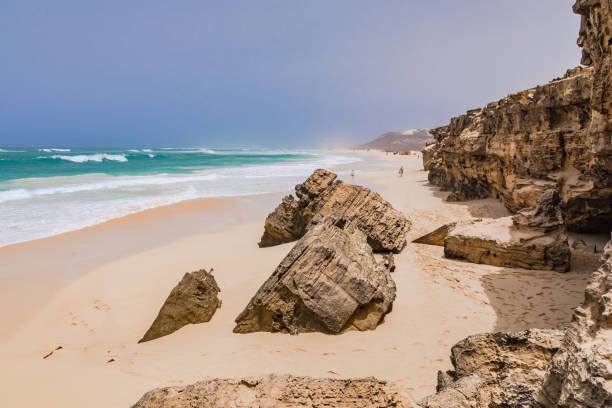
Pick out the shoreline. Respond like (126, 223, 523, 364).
(0, 193, 283, 337)
(0, 151, 594, 407)
(0, 148, 364, 249)
(0, 149, 384, 336)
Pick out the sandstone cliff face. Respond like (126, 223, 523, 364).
(131, 375, 409, 408)
(418, 329, 564, 408)
(139, 269, 221, 343)
(235, 219, 396, 334)
(421, 2, 612, 406)
(259, 169, 410, 253)
(424, 64, 611, 233)
(533, 4, 612, 403)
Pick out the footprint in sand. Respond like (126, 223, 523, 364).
(352, 349, 366, 352)
(93, 299, 111, 312)
(322, 352, 336, 356)
(327, 370, 338, 375)
(294, 348, 307, 352)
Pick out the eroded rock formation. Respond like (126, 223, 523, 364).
(131, 375, 409, 408)
(424, 63, 611, 233)
(421, 1, 612, 406)
(413, 191, 571, 272)
(538, 232, 612, 407)
(235, 219, 396, 334)
(139, 269, 221, 343)
(418, 329, 564, 408)
(259, 169, 410, 253)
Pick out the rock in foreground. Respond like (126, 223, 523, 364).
(419, 329, 564, 408)
(259, 169, 410, 253)
(131, 374, 409, 408)
(539, 232, 612, 407)
(235, 219, 396, 334)
(139, 269, 221, 343)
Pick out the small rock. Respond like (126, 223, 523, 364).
(139, 269, 221, 343)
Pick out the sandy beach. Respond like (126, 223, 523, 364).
(0, 151, 596, 407)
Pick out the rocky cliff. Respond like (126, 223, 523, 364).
(424, 63, 610, 232)
(535, 6, 612, 405)
(419, 1, 612, 407)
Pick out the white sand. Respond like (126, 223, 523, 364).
(0, 151, 592, 407)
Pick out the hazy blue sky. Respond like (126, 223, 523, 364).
(1, 0, 581, 148)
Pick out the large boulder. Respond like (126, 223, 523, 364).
(139, 269, 221, 343)
(418, 329, 564, 408)
(131, 374, 409, 408)
(259, 169, 410, 253)
(235, 218, 396, 334)
(414, 191, 571, 272)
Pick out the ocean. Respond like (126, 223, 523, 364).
(0, 147, 359, 247)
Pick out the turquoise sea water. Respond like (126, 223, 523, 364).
(0, 147, 359, 247)
(0, 148, 314, 182)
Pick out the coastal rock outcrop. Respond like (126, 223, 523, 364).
(420, 2, 612, 406)
(235, 219, 396, 334)
(538, 232, 612, 407)
(258, 169, 410, 253)
(418, 329, 564, 408)
(131, 374, 409, 408)
(414, 191, 571, 272)
(139, 269, 221, 343)
(535, 3, 612, 402)
(423, 63, 611, 233)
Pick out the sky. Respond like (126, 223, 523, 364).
(0, 0, 581, 148)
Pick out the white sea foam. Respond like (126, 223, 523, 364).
(39, 148, 71, 152)
(0, 150, 361, 247)
(142, 149, 153, 152)
(0, 148, 25, 152)
(0, 189, 32, 203)
(49, 154, 128, 163)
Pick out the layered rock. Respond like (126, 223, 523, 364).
(139, 269, 221, 343)
(418, 329, 564, 408)
(424, 63, 611, 233)
(131, 374, 409, 408)
(235, 219, 396, 334)
(259, 169, 410, 253)
(538, 232, 612, 407)
(413, 191, 571, 272)
(533, 4, 612, 405)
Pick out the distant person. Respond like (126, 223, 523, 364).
(399, 166, 404, 177)
(350, 170, 355, 180)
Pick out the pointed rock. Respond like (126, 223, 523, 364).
(139, 269, 221, 343)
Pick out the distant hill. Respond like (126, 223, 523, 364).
(355, 129, 433, 151)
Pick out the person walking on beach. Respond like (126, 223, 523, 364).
(399, 166, 404, 177)
(350, 170, 355, 181)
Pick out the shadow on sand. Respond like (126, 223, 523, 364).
(480, 265, 591, 332)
